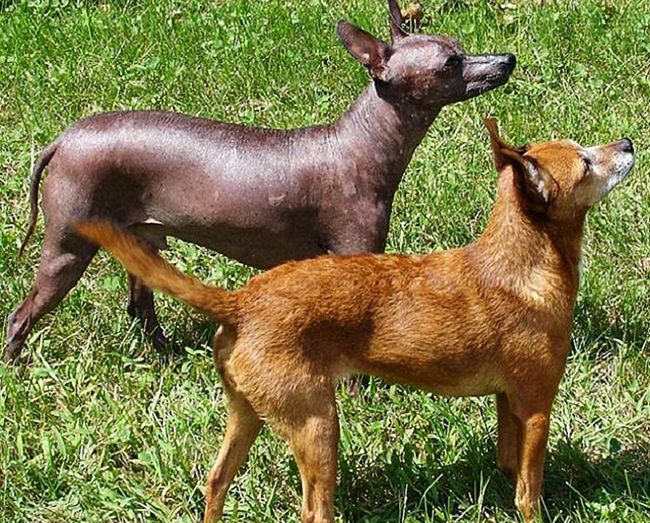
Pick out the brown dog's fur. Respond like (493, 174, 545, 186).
(75, 119, 634, 522)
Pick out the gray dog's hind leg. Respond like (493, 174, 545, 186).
(5, 233, 97, 363)
(126, 273, 167, 351)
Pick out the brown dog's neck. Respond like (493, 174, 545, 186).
(333, 84, 440, 185)
(470, 169, 585, 307)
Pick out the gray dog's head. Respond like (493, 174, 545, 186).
(337, 0, 515, 107)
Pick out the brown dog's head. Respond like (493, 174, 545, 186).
(336, 0, 515, 107)
(485, 118, 635, 222)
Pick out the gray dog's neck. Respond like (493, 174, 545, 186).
(330, 83, 441, 186)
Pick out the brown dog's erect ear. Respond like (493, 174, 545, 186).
(511, 156, 557, 204)
(484, 118, 556, 205)
(484, 117, 506, 166)
(337, 20, 392, 81)
(388, 0, 408, 44)
(484, 117, 519, 170)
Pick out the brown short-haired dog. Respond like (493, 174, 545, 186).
(76, 119, 634, 522)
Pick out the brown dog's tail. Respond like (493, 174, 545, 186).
(19, 142, 58, 257)
(75, 221, 241, 325)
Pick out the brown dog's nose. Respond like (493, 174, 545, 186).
(620, 138, 634, 154)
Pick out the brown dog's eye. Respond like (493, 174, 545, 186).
(445, 55, 462, 68)
(581, 156, 592, 175)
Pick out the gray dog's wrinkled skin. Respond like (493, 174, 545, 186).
(5, 0, 515, 362)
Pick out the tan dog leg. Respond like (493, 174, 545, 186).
(496, 393, 519, 481)
(284, 391, 339, 523)
(513, 406, 551, 521)
(203, 389, 263, 523)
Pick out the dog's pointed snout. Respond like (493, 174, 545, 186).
(504, 53, 516, 69)
(620, 138, 634, 154)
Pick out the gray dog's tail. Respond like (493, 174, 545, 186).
(19, 142, 58, 257)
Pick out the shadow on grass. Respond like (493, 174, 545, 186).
(543, 442, 650, 515)
(160, 315, 216, 361)
(336, 436, 514, 522)
(336, 437, 649, 521)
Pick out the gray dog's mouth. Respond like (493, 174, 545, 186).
(485, 69, 514, 86)
(467, 75, 510, 96)
(464, 53, 516, 94)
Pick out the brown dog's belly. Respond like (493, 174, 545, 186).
(348, 278, 502, 396)
(353, 346, 504, 397)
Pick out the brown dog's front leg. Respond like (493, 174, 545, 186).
(514, 410, 550, 521)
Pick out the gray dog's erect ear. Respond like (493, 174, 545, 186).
(388, 0, 408, 44)
(484, 118, 556, 205)
(337, 20, 392, 82)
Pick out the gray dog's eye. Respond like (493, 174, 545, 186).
(445, 55, 462, 68)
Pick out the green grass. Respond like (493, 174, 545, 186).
(1, 0, 649, 521)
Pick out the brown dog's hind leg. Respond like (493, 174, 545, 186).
(285, 390, 339, 523)
(496, 392, 519, 481)
(203, 385, 263, 523)
(5, 232, 97, 362)
(213, 327, 339, 521)
(126, 274, 167, 351)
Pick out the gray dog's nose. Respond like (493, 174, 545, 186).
(504, 54, 516, 71)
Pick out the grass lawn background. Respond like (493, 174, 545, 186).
(1, 0, 649, 521)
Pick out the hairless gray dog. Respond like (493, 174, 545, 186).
(5, 0, 515, 362)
